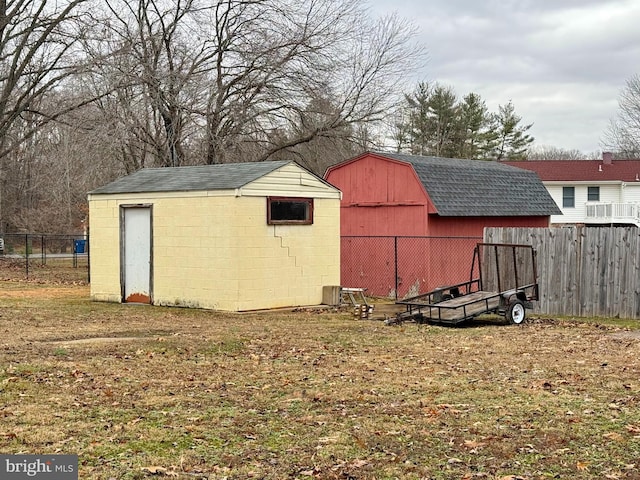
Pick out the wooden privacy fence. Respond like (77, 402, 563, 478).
(485, 226, 640, 319)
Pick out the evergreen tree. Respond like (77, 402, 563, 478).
(456, 93, 497, 159)
(492, 101, 534, 160)
(426, 85, 459, 157)
(394, 84, 534, 160)
(404, 82, 431, 155)
(403, 82, 459, 156)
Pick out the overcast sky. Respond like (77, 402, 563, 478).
(367, 0, 640, 155)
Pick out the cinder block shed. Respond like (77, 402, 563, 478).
(88, 161, 341, 311)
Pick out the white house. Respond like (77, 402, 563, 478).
(503, 153, 640, 227)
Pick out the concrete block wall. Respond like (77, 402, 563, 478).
(89, 193, 340, 311)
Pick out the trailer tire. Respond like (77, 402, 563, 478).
(506, 299, 526, 325)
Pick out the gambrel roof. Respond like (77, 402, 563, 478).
(371, 152, 560, 216)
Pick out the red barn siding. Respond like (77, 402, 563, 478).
(326, 153, 552, 297)
(326, 153, 551, 238)
(427, 215, 550, 237)
(335, 154, 426, 204)
(340, 205, 428, 236)
(326, 153, 433, 236)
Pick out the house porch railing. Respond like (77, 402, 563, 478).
(585, 202, 640, 226)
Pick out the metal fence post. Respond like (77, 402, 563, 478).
(25, 234, 29, 279)
(394, 236, 398, 300)
(87, 234, 90, 283)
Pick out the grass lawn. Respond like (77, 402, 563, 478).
(0, 280, 639, 479)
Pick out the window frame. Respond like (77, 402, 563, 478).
(562, 186, 575, 208)
(587, 186, 600, 202)
(267, 197, 314, 225)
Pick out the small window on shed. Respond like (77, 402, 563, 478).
(587, 186, 600, 202)
(562, 186, 575, 208)
(267, 197, 313, 225)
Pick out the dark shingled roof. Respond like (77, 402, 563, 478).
(377, 153, 561, 216)
(90, 161, 290, 194)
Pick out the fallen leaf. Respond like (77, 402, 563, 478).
(603, 432, 624, 441)
(463, 439, 486, 449)
(625, 424, 640, 434)
(577, 461, 591, 471)
(141, 466, 178, 476)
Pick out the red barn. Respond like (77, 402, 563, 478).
(325, 152, 560, 297)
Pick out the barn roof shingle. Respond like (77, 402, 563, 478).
(90, 161, 291, 195)
(377, 152, 561, 216)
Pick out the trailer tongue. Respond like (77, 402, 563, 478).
(394, 243, 539, 326)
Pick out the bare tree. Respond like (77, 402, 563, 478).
(92, 0, 423, 169)
(526, 146, 599, 160)
(0, 0, 100, 231)
(0, 0, 424, 232)
(83, 0, 202, 169)
(193, 1, 423, 165)
(1, 87, 116, 233)
(0, 0, 93, 157)
(603, 74, 640, 158)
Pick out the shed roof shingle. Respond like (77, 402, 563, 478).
(90, 161, 290, 195)
(376, 152, 561, 216)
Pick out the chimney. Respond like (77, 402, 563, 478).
(602, 151, 613, 165)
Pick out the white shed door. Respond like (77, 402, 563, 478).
(122, 206, 152, 303)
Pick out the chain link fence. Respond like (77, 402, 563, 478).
(1, 233, 480, 290)
(0, 234, 89, 283)
(341, 235, 482, 300)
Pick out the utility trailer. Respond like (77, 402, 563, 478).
(394, 243, 539, 326)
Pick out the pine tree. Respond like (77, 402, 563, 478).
(404, 82, 431, 155)
(456, 93, 497, 159)
(395, 85, 534, 160)
(492, 101, 534, 160)
(426, 85, 459, 157)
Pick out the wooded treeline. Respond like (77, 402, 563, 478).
(0, 0, 538, 234)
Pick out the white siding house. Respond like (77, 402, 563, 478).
(503, 155, 640, 227)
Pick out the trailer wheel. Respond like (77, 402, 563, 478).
(506, 299, 526, 324)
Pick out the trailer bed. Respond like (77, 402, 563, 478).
(393, 243, 539, 326)
(398, 290, 501, 324)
